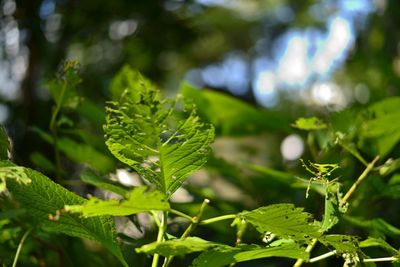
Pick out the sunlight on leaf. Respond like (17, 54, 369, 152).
(65, 186, 170, 217)
(292, 117, 327, 130)
(104, 67, 214, 198)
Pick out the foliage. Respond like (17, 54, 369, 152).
(1, 63, 400, 267)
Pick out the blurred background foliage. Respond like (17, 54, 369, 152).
(1, 0, 400, 266)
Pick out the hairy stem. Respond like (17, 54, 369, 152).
(12, 228, 32, 267)
(309, 250, 336, 263)
(363, 257, 398, 262)
(151, 211, 168, 267)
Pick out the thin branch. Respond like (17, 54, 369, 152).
(12, 228, 33, 267)
(339, 156, 380, 208)
(200, 214, 237, 225)
(309, 250, 336, 263)
(169, 209, 194, 222)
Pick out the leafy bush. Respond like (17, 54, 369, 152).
(1, 62, 400, 266)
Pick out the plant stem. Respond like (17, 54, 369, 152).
(12, 228, 32, 267)
(49, 83, 67, 180)
(163, 199, 210, 267)
(339, 156, 380, 208)
(363, 257, 398, 262)
(338, 142, 368, 166)
(200, 214, 237, 225)
(293, 238, 317, 267)
(169, 209, 194, 222)
(151, 211, 168, 267)
(309, 250, 336, 263)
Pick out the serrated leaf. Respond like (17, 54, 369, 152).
(136, 237, 222, 256)
(5, 166, 127, 266)
(292, 117, 327, 130)
(240, 203, 321, 242)
(0, 162, 31, 193)
(359, 237, 398, 255)
(192, 240, 308, 267)
(104, 67, 214, 197)
(318, 234, 359, 253)
(80, 170, 129, 197)
(46, 61, 82, 109)
(65, 186, 169, 217)
(0, 126, 10, 160)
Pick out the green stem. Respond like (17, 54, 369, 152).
(163, 199, 210, 267)
(49, 83, 67, 180)
(363, 257, 398, 262)
(200, 214, 237, 225)
(12, 228, 32, 267)
(338, 142, 368, 166)
(293, 238, 317, 267)
(169, 209, 194, 222)
(339, 156, 380, 208)
(309, 250, 336, 263)
(151, 211, 168, 267)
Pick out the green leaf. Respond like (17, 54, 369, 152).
(359, 237, 398, 255)
(192, 240, 308, 267)
(0, 126, 10, 160)
(321, 182, 341, 231)
(80, 170, 129, 197)
(240, 203, 321, 242)
(65, 186, 169, 217)
(5, 166, 127, 266)
(136, 237, 222, 256)
(30, 152, 57, 172)
(292, 117, 327, 130)
(104, 67, 214, 197)
(181, 83, 290, 135)
(318, 234, 359, 254)
(46, 60, 82, 109)
(360, 97, 400, 157)
(0, 162, 31, 193)
(344, 216, 400, 237)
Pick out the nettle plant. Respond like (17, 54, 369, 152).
(1, 62, 400, 267)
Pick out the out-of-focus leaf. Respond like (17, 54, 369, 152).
(46, 61, 82, 110)
(344, 216, 400, 237)
(246, 164, 293, 185)
(181, 83, 290, 135)
(0, 126, 10, 160)
(292, 117, 327, 130)
(30, 152, 56, 172)
(240, 203, 321, 242)
(192, 240, 308, 267)
(359, 237, 398, 255)
(5, 165, 127, 266)
(359, 97, 400, 157)
(80, 171, 129, 197)
(105, 67, 214, 198)
(379, 158, 400, 176)
(65, 186, 169, 217)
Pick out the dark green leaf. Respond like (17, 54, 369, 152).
(359, 237, 398, 255)
(0, 126, 10, 160)
(80, 170, 129, 197)
(65, 186, 170, 216)
(6, 166, 127, 266)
